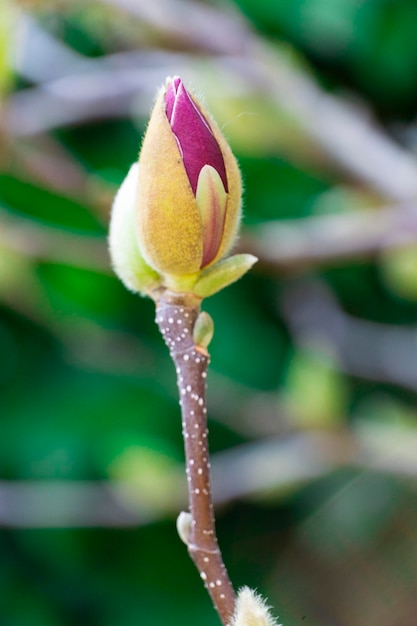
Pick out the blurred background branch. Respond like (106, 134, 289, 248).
(244, 203, 417, 270)
(1, 421, 416, 527)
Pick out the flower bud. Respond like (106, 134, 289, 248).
(176, 511, 192, 545)
(136, 76, 242, 277)
(230, 587, 282, 626)
(192, 311, 214, 350)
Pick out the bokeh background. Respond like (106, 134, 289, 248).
(1, 0, 417, 624)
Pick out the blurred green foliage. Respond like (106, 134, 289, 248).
(234, 0, 417, 115)
(1, 1, 417, 625)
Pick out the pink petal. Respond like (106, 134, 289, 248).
(165, 77, 228, 195)
(196, 164, 228, 267)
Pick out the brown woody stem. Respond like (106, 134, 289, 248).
(155, 290, 235, 626)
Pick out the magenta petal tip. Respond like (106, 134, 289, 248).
(165, 77, 228, 195)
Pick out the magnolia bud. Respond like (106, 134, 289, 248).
(230, 587, 282, 626)
(176, 511, 192, 545)
(193, 311, 214, 350)
(136, 76, 242, 277)
(109, 77, 257, 299)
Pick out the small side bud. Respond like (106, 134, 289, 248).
(230, 587, 282, 626)
(176, 511, 193, 545)
(193, 254, 258, 298)
(109, 163, 161, 296)
(193, 311, 214, 349)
